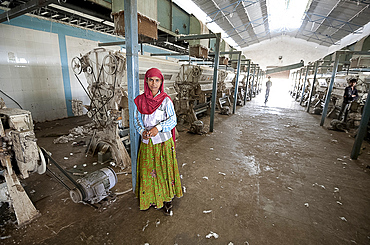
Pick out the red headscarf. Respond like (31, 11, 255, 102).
(134, 68, 170, 114)
(134, 68, 176, 146)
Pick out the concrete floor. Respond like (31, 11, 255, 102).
(1, 81, 370, 244)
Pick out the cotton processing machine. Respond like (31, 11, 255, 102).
(0, 106, 46, 226)
(230, 72, 247, 106)
(72, 48, 182, 161)
(217, 69, 235, 98)
(174, 64, 214, 127)
(309, 77, 330, 114)
(71, 48, 131, 169)
(328, 73, 369, 128)
(138, 55, 180, 101)
(245, 72, 255, 101)
(327, 55, 370, 132)
(0, 105, 119, 226)
(216, 69, 235, 114)
(174, 64, 235, 132)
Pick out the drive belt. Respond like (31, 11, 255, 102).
(40, 147, 86, 201)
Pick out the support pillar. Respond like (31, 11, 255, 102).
(295, 69, 303, 100)
(351, 92, 370, 159)
(307, 61, 319, 112)
(255, 68, 260, 95)
(320, 53, 340, 126)
(243, 60, 251, 105)
(255, 67, 261, 95)
(232, 51, 242, 114)
(292, 71, 298, 96)
(258, 68, 262, 94)
(250, 65, 256, 99)
(123, 0, 140, 191)
(300, 66, 310, 104)
(210, 33, 221, 132)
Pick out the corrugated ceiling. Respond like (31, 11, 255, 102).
(192, 0, 370, 48)
(1, 0, 369, 49)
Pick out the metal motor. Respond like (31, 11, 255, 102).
(69, 167, 117, 204)
(189, 120, 204, 135)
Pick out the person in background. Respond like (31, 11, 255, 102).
(133, 68, 183, 215)
(338, 78, 359, 122)
(265, 76, 272, 104)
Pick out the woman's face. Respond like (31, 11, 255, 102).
(147, 76, 162, 96)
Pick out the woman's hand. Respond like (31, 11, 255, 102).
(142, 127, 159, 139)
(142, 130, 150, 140)
(147, 127, 159, 137)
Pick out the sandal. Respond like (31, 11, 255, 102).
(163, 201, 173, 216)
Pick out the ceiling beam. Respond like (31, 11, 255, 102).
(303, 12, 365, 34)
(0, 0, 59, 23)
(199, 0, 256, 48)
(299, 30, 339, 46)
(226, 15, 268, 39)
(207, 0, 259, 24)
(266, 61, 304, 75)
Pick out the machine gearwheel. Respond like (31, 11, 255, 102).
(102, 54, 118, 75)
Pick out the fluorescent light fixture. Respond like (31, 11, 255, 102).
(102, 21, 114, 27)
(50, 3, 105, 23)
(267, 0, 310, 31)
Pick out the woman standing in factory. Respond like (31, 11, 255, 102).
(133, 67, 183, 215)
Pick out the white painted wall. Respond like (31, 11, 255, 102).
(0, 13, 175, 123)
(242, 36, 329, 70)
(0, 15, 124, 122)
(0, 24, 68, 122)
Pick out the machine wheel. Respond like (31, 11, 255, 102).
(36, 145, 47, 174)
(70, 188, 83, 203)
(71, 57, 83, 75)
(192, 66, 201, 77)
(86, 66, 93, 74)
(102, 54, 117, 75)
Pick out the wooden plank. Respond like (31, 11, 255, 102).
(1, 155, 40, 226)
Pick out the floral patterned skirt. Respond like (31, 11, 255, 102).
(135, 137, 183, 210)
